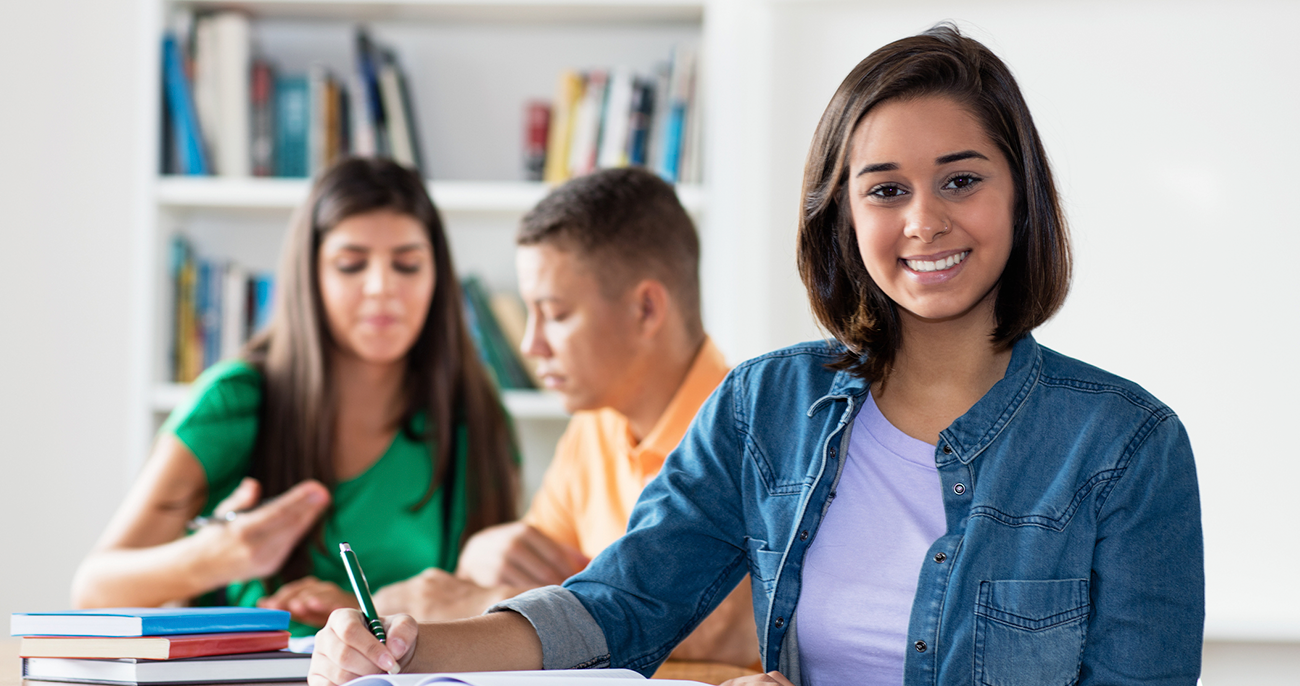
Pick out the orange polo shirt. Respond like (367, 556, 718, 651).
(524, 337, 729, 559)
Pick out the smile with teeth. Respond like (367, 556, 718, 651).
(905, 250, 969, 273)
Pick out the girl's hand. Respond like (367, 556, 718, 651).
(309, 610, 417, 686)
(720, 672, 796, 686)
(258, 576, 358, 628)
(374, 568, 517, 622)
(194, 478, 331, 584)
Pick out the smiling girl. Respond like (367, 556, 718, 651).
(309, 26, 1203, 685)
(73, 158, 518, 636)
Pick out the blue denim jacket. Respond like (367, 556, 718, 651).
(495, 335, 1204, 685)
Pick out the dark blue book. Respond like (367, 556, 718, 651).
(274, 76, 309, 177)
(161, 34, 209, 175)
(11, 608, 290, 638)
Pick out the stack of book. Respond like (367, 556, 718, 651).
(162, 10, 424, 178)
(538, 45, 700, 185)
(170, 236, 275, 384)
(12, 607, 307, 686)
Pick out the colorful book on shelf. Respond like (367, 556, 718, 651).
(251, 60, 276, 177)
(542, 70, 584, 184)
(161, 34, 209, 175)
(523, 101, 550, 181)
(275, 75, 309, 178)
(461, 277, 535, 391)
(18, 631, 291, 660)
(10, 607, 290, 638)
(354, 29, 390, 158)
(21, 650, 309, 685)
(377, 48, 423, 173)
(567, 69, 607, 178)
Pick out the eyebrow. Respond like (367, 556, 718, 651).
(335, 243, 429, 253)
(855, 150, 991, 177)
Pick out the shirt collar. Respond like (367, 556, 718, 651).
(630, 336, 730, 464)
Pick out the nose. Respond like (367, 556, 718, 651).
(520, 309, 551, 359)
(902, 192, 949, 243)
(363, 261, 391, 296)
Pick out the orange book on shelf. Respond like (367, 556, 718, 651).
(18, 631, 291, 661)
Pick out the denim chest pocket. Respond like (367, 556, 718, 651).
(974, 579, 1090, 686)
(745, 538, 784, 595)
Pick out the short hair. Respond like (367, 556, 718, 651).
(797, 23, 1072, 381)
(518, 167, 702, 336)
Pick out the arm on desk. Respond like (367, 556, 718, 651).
(71, 434, 329, 608)
(309, 609, 542, 686)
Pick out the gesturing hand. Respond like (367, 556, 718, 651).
(195, 477, 331, 584)
(259, 576, 358, 629)
(455, 522, 588, 589)
(309, 610, 417, 686)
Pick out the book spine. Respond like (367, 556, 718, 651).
(523, 100, 550, 181)
(626, 78, 654, 167)
(354, 29, 390, 158)
(192, 16, 221, 174)
(250, 60, 275, 177)
(378, 52, 418, 172)
(213, 12, 252, 177)
(596, 67, 634, 169)
(274, 75, 308, 177)
(568, 70, 606, 178)
(542, 70, 583, 184)
(161, 35, 209, 175)
(221, 262, 248, 360)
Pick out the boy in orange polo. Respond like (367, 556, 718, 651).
(455, 167, 757, 668)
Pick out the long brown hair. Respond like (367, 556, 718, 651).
(244, 157, 518, 584)
(797, 23, 1072, 381)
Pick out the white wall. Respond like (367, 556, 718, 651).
(0, 0, 143, 620)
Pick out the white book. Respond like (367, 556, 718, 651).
(379, 56, 416, 169)
(212, 11, 252, 177)
(349, 70, 377, 157)
(343, 669, 707, 686)
(596, 67, 635, 169)
(22, 651, 310, 685)
(308, 65, 329, 176)
(221, 262, 247, 360)
(191, 16, 220, 172)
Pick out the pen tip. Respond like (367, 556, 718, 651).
(339, 542, 351, 552)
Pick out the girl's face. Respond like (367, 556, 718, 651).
(847, 95, 1015, 326)
(317, 209, 435, 366)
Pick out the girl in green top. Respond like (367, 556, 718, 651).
(72, 158, 519, 635)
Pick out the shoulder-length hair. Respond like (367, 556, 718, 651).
(244, 157, 518, 584)
(797, 23, 1071, 381)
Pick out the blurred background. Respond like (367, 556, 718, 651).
(1, 0, 1296, 682)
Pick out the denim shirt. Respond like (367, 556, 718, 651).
(494, 335, 1204, 685)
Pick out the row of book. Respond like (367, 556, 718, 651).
(13, 607, 307, 686)
(168, 238, 534, 392)
(170, 236, 275, 384)
(529, 45, 700, 185)
(162, 11, 423, 178)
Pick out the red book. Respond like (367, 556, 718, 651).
(523, 100, 551, 181)
(18, 630, 291, 660)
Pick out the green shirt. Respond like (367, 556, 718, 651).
(162, 360, 468, 636)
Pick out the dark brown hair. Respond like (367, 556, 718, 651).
(797, 23, 1071, 381)
(517, 167, 702, 338)
(244, 157, 518, 584)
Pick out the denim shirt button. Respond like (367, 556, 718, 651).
(828, 446, 837, 459)
(942, 444, 953, 454)
(775, 616, 785, 629)
(953, 483, 966, 495)
(915, 640, 927, 652)
(799, 530, 809, 541)
(933, 552, 947, 563)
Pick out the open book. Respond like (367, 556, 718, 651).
(345, 670, 709, 686)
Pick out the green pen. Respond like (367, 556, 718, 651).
(339, 542, 388, 645)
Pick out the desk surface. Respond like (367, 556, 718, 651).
(1, 638, 756, 686)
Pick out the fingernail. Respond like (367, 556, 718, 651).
(389, 638, 408, 656)
(377, 653, 395, 674)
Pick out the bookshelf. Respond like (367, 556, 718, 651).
(131, 0, 716, 504)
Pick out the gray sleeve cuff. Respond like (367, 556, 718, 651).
(488, 585, 611, 670)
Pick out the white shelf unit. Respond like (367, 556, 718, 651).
(132, 0, 715, 502)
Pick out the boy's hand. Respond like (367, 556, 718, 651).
(309, 609, 417, 686)
(456, 522, 588, 588)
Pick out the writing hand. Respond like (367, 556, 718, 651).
(456, 522, 589, 589)
(373, 567, 517, 622)
(309, 609, 416, 686)
(194, 478, 331, 584)
(720, 671, 796, 686)
(259, 575, 358, 628)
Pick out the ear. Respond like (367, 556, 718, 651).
(629, 279, 670, 339)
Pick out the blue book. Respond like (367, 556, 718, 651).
(10, 608, 290, 637)
(161, 34, 209, 175)
(252, 274, 275, 333)
(275, 76, 309, 177)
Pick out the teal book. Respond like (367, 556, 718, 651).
(11, 608, 290, 638)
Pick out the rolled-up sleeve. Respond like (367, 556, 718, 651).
(489, 586, 611, 670)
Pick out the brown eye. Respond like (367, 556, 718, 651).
(335, 260, 365, 274)
(943, 174, 983, 193)
(869, 183, 908, 199)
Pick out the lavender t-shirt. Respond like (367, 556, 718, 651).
(795, 392, 947, 686)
